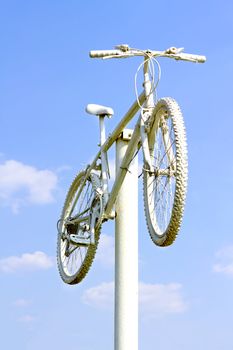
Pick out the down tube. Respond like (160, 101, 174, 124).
(104, 118, 141, 218)
(69, 93, 145, 216)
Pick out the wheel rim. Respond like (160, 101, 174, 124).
(147, 114, 176, 236)
(59, 177, 95, 278)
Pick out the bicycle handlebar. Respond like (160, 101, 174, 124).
(89, 46, 206, 63)
(89, 50, 121, 58)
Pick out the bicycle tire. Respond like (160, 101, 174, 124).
(143, 97, 188, 246)
(57, 171, 101, 284)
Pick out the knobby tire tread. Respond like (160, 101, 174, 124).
(57, 171, 101, 285)
(143, 97, 188, 246)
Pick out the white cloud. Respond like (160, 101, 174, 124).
(18, 314, 35, 323)
(140, 282, 187, 316)
(0, 251, 54, 273)
(96, 234, 115, 267)
(213, 245, 233, 276)
(56, 165, 72, 173)
(82, 281, 187, 316)
(0, 160, 58, 212)
(82, 282, 114, 309)
(13, 298, 32, 307)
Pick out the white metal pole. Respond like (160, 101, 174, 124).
(114, 129, 138, 350)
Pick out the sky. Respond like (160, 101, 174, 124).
(1, 0, 233, 349)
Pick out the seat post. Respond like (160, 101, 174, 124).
(99, 115, 106, 147)
(99, 115, 109, 205)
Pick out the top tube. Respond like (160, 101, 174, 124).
(89, 44, 206, 63)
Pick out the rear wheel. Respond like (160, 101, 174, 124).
(143, 98, 188, 246)
(57, 171, 101, 284)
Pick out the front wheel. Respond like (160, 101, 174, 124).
(57, 171, 101, 284)
(143, 98, 188, 246)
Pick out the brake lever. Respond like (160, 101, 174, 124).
(115, 44, 130, 52)
(165, 47, 184, 55)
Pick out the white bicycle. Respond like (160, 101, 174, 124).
(57, 45, 206, 284)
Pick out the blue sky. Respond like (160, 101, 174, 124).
(1, 0, 233, 349)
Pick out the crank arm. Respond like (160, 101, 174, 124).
(69, 234, 91, 246)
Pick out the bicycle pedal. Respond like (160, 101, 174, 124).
(70, 234, 90, 246)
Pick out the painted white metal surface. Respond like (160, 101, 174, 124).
(89, 45, 206, 63)
(115, 130, 138, 350)
(99, 116, 109, 206)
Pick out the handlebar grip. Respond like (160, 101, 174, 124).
(89, 50, 120, 58)
(178, 53, 206, 63)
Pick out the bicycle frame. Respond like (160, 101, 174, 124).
(57, 44, 206, 284)
(103, 57, 157, 217)
(70, 58, 159, 224)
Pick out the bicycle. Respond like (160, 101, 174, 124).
(57, 44, 206, 285)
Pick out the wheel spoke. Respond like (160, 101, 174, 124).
(143, 98, 187, 246)
(57, 171, 101, 283)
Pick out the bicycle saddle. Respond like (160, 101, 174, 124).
(86, 104, 114, 117)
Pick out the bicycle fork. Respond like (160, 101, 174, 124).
(140, 57, 155, 173)
(140, 57, 175, 176)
